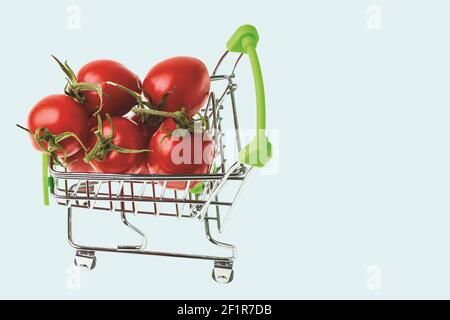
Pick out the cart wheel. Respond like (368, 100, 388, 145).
(74, 250, 96, 271)
(212, 261, 234, 284)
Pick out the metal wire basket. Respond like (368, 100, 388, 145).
(43, 25, 271, 283)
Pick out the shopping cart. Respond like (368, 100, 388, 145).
(41, 25, 272, 283)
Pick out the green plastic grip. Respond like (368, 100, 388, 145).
(227, 25, 272, 167)
(42, 153, 50, 206)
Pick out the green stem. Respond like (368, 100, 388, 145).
(110, 145, 150, 154)
(106, 81, 146, 110)
(72, 82, 104, 116)
(131, 107, 184, 119)
(52, 55, 104, 114)
(16, 124, 32, 134)
(106, 81, 141, 100)
(52, 55, 77, 85)
(84, 114, 149, 163)
(54, 131, 88, 151)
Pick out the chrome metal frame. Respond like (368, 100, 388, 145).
(49, 52, 249, 283)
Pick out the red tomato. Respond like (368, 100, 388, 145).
(132, 161, 149, 175)
(88, 117, 148, 174)
(128, 113, 160, 142)
(147, 118, 215, 189)
(87, 116, 101, 133)
(77, 60, 142, 117)
(142, 57, 210, 116)
(66, 149, 93, 172)
(27, 94, 90, 157)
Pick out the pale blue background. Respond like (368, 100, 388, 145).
(1, 0, 450, 299)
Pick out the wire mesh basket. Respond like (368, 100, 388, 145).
(43, 25, 271, 283)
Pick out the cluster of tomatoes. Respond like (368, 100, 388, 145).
(23, 56, 215, 190)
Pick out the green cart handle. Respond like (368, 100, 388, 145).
(42, 153, 50, 206)
(227, 25, 272, 167)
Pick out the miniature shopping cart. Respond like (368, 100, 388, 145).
(41, 25, 272, 283)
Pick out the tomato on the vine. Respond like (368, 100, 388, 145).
(85, 117, 148, 174)
(53, 57, 142, 118)
(142, 57, 210, 116)
(77, 60, 142, 117)
(27, 94, 90, 158)
(147, 118, 215, 189)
